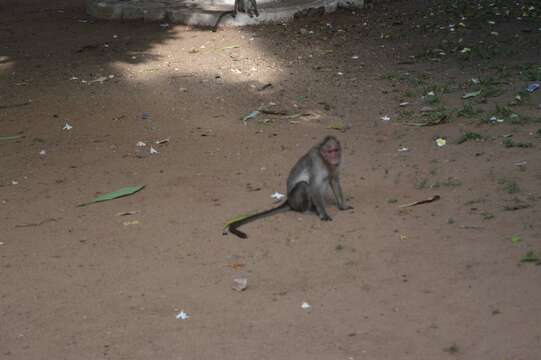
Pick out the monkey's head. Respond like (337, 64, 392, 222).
(320, 136, 341, 167)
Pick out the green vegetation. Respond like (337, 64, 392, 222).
(481, 212, 495, 220)
(420, 106, 451, 126)
(424, 93, 441, 105)
(502, 138, 533, 148)
(457, 131, 483, 144)
(520, 64, 541, 82)
(402, 89, 416, 98)
(520, 250, 540, 264)
(457, 102, 483, 118)
(432, 178, 462, 188)
(416, 178, 429, 190)
(498, 178, 520, 194)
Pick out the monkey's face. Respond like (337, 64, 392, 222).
(321, 142, 341, 166)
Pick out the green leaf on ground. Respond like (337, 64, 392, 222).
(327, 121, 348, 132)
(0, 135, 23, 141)
(78, 185, 145, 207)
(462, 90, 481, 99)
(224, 213, 254, 229)
(241, 110, 260, 123)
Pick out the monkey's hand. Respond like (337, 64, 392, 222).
(339, 205, 354, 211)
(320, 214, 333, 221)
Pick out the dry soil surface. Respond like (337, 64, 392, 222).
(1, 0, 541, 359)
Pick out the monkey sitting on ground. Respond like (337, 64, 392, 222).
(212, 0, 259, 32)
(227, 136, 353, 239)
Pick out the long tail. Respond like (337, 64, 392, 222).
(228, 201, 290, 238)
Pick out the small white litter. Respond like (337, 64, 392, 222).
(176, 310, 189, 320)
(271, 192, 285, 201)
(232, 278, 248, 292)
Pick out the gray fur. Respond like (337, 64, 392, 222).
(228, 136, 351, 238)
(286, 135, 350, 220)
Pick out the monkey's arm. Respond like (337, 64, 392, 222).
(330, 176, 353, 210)
(311, 180, 332, 221)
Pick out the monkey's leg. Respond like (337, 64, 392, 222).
(236, 0, 245, 12)
(247, 0, 259, 17)
(288, 181, 311, 212)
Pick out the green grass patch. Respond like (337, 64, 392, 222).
(457, 131, 483, 144)
(498, 178, 520, 194)
(481, 212, 495, 220)
(478, 77, 505, 98)
(432, 178, 462, 188)
(457, 102, 483, 118)
(494, 104, 514, 118)
(403, 89, 416, 98)
(520, 64, 541, 82)
(502, 138, 533, 148)
(420, 106, 452, 126)
(511, 235, 522, 244)
(397, 110, 415, 122)
(415, 178, 429, 190)
(521, 250, 540, 264)
(492, 65, 514, 81)
(424, 93, 441, 105)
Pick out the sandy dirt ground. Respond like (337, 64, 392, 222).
(1, 0, 541, 359)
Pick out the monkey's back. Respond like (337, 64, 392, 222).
(286, 147, 328, 195)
